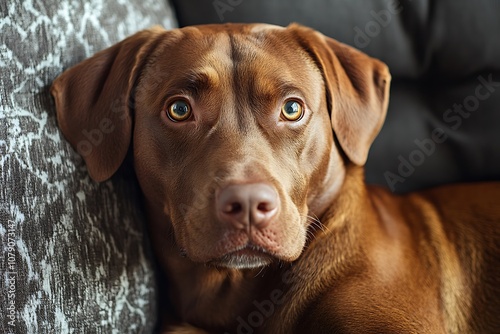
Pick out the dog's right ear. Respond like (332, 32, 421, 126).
(51, 27, 165, 182)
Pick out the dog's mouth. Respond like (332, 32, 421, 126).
(209, 245, 274, 269)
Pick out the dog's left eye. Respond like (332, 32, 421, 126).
(167, 99, 192, 122)
(281, 99, 304, 121)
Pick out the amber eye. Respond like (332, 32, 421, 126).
(281, 99, 304, 121)
(167, 99, 191, 122)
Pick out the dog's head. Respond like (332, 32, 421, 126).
(51, 24, 390, 269)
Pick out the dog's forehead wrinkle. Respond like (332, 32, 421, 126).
(225, 32, 323, 116)
(200, 38, 233, 77)
(224, 36, 291, 131)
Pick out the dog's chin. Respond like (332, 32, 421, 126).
(210, 247, 274, 269)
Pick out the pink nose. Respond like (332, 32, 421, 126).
(217, 183, 279, 229)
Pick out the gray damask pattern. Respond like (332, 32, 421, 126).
(0, 1, 177, 332)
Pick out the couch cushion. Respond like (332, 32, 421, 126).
(172, 0, 500, 192)
(0, 0, 176, 332)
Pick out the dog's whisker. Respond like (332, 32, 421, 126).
(254, 266, 267, 278)
(302, 213, 331, 245)
(305, 229, 317, 243)
(308, 213, 328, 232)
(313, 217, 329, 233)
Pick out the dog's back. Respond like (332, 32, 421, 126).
(362, 183, 500, 333)
(413, 183, 500, 333)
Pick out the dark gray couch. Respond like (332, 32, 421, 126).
(173, 0, 500, 193)
(1, 0, 499, 332)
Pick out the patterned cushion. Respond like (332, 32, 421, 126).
(0, 1, 176, 332)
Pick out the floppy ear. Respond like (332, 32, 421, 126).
(290, 24, 391, 165)
(51, 26, 165, 182)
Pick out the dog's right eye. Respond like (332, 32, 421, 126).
(281, 99, 304, 121)
(167, 99, 192, 122)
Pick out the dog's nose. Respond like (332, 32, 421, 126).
(217, 183, 279, 229)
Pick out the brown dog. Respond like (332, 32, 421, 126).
(51, 23, 500, 333)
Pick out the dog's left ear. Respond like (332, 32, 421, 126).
(290, 24, 391, 165)
(51, 27, 166, 182)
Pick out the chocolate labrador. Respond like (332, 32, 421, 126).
(51, 23, 500, 333)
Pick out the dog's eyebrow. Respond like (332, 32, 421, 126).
(276, 81, 306, 98)
(255, 79, 306, 101)
(249, 79, 307, 113)
(172, 67, 220, 97)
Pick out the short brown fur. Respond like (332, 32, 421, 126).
(51, 23, 500, 333)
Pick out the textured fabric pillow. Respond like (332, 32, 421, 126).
(0, 1, 176, 332)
